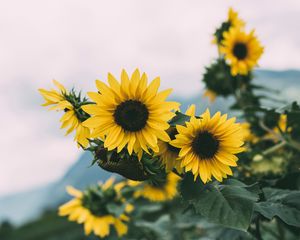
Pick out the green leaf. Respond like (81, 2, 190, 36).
(89, 157, 98, 167)
(135, 215, 172, 239)
(187, 179, 259, 231)
(276, 101, 300, 113)
(216, 228, 255, 240)
(106, 203, 126, 217)
(254, 188, 300, 227)
(169, 111, 191, 127)
(179, 173, 205, 200)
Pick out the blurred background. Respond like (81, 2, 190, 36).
(1, 0, 300, 239)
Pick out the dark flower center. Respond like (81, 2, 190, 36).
(114, 100, 149, 132)
(167, 128, 180, 154)
(192, 131, 219, 159)
(233, 42, 248, 60)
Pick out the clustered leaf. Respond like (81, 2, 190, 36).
(254, 188, 300, 227)
(181, 176, 259, 231)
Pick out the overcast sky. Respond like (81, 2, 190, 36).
(1, 0, 300, 196)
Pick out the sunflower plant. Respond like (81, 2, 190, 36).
(39, 8, 300, 240)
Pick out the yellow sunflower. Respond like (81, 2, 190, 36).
(212, 7, 244, 45)
(227, 7, 245, 30)
(220, 28, 264, 76)
(129, 172, 180, 202)
(157, 105, 196, 173)
(39, 80, 90, 147)
(59, 178, 134, 238)
(82, 69, 180, 156)
(171, 109, 245, 183)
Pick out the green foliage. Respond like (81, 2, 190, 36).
(216, 228, 255, 240)
(214, 21, 231, 44)
(202, 58, 252, 98)
(0, 211, 89, 240)
(181, 175, 259, 231)
(255, 188, 300, 227)
(63, 89, 91, 122)
(169, 111, 191, 127)
(82, 184, 125, 217)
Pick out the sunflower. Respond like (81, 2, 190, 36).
(157, 105, 196, 173)
(82, 69, 179, 156)
(59, 178, 134, 238)
(39, 80, 90, 147)
(213, 7, 244, 44)
(129, 172, 180, 202)
(170, 109, 245, 183)
(220, 28, 264, 76)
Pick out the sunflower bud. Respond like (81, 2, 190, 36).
(202, 59, 252, 98)
(97, 147, 148, 181)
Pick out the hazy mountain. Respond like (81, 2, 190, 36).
(0, 152, 115, 225)
(0, 69, 299, 226)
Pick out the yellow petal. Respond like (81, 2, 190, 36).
(81, 104, 102, 115)
(102, 177, 115, 190)
(66, 186, 83, 198)
(144, 77, 160, 100)
(185, 104, 196, 116)
(82, 116, 101, 128)
(84, 217, 94, 235)
(53, 79, 66, 93)
(114, 219, 128, 237)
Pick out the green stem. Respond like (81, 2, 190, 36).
(262, 141, 287, 156)
(286, 138, 300, 152)
(259, 120, 283, 142)
(277, 219, 285, 240)
(261, 224, 280, 239)
(255, 217, 263, 240)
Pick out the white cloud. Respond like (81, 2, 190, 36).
(0, 0, 300, 195)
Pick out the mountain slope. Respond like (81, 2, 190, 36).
(0, 152, 114, 225)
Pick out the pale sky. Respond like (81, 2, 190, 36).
(1, 0, 300, 196)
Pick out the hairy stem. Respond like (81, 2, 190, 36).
(262, 141, 287, 156)
(255, 217, 263, 240)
